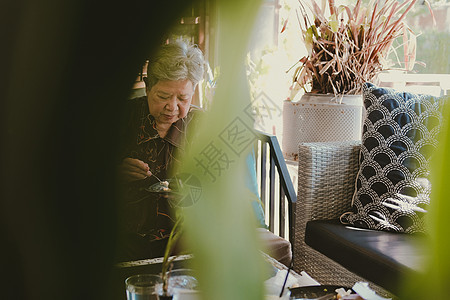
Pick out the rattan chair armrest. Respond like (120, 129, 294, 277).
(297, 140, 361, 222)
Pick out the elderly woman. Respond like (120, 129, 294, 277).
(117, 40, 205, 261)
(116, 40, 291, 266)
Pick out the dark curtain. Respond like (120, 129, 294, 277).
(0, 0, 192, 299)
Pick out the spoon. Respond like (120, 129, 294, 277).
(152, 173, 163, 182)
(147, 168, 162, 182)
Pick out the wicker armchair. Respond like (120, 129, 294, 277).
(293, 140, 391, 296)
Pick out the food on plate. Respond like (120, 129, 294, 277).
(161, 180, 170, 192)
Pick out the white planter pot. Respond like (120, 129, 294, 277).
(282, 93, 364, 160)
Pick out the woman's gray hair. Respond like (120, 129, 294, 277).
(146, 40, 205, 90)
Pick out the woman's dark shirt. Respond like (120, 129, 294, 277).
(119, 96, 200, 242)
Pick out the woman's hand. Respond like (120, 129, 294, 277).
(119, 158, 152, 182)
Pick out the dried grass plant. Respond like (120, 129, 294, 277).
(287, 0, 432, 98)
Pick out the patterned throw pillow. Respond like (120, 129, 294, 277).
(341, 83, 447, 233)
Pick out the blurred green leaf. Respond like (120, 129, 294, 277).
(176, 0, 267, 299)
(401, 100, 450, 299)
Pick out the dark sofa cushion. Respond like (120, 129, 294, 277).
(305, 219, 426, 294)
(341, 83, 447, 233)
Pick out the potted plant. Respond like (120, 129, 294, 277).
(282, 0, 423, 160)
(124, 215, 199, 300)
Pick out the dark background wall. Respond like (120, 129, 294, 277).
(0, 0, 193, 298)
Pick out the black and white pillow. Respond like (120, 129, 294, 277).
(341, 83, 447, 233)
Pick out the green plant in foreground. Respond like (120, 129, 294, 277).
(178, 0, 266, 299)
(400, 101, 450, 299)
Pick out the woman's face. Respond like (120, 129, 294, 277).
(146, 79, 194, 126)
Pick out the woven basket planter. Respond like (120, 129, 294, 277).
(282, 93, 363, 161)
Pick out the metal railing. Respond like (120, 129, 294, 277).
(254, 130, 297, 244)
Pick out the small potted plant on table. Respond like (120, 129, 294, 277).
(157, 216, 198, 300)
